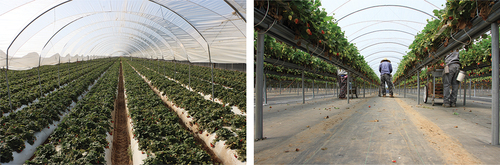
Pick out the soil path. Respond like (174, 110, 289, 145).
(112, 61, 131, 165)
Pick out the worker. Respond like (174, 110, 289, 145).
(338, 69, 348, 99)
(443, 48, 461, 107)
(379, 58, 393, 97)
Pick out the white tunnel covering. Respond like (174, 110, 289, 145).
(0, 0, 246, 70)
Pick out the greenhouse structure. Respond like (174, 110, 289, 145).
(254, 1, 500, 164)
(0, 0, 246, 164)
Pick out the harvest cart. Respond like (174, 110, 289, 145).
(423, 69, 444, 106)
(349, 85, 358, 98)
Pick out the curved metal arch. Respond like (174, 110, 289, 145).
(363, 50, 407, 59)
(86, 38, 152, 59)
(351, 29, 416, 42)
(70, 27, 163, 58)
(77, 34, 150, 57)
(336, 5, 439, 23)
(42, 13, 174, 59)
(50, 24, 164, 60)
(365, 55, 404, 62)
(343, 20, 426, 28)
(89, 38, 147, 58)
(7, 0, 208, 60)
(356, 37, 412, 46)
(349, 21, 420, 37)
(77, 34, 153, 57)
(185, 0, 245, 36)
(150, 0, 211, 55)
(90, 41, 144, 56)
(367, 57, 402, 66)
(359, 42, 410, 52)
(6, 0, 72, 58)
(110, 50, 131, 56)
(43, 11, 197, 60)
(72, 30, 156, 56)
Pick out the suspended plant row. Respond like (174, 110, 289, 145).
(263, 62, 336, 81)
(138, 59, 246, 113)
(121, 62, 212, 164)
(0, 60, 109, 113)
(26, 61, 119, 164)
(264, 73, 337, 88)
(394, 1, 497, 82)
(127, 60, 246, 161)
(0, 60, 115, 163)
(254, 0, 380, 84)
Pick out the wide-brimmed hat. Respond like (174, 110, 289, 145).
(381, 58, 391, 63)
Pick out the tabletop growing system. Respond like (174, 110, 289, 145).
(254, 0, 499, 146)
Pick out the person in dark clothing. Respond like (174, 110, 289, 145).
(443, 49, 461, 107)
(338, 69, 348, 99)
(379, 58, 394, 97)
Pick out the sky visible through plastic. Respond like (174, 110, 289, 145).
(0, 0, 246, 70)
(322, 0, 445, 75)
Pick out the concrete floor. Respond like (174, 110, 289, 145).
(255, 90, 500, 164)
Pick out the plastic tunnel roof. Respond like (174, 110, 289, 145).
(0, 0, 246, 70)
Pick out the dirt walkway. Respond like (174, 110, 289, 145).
(112, 61, 131, 165)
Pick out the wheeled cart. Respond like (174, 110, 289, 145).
(423, 69, 444, 106)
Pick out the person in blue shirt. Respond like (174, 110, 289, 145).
(379, 58, 394, 97)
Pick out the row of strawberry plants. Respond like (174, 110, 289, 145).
(127, 60, 246, 161)
(139, 59, 246, 113)
(25, 60, 119, 164)
(0, 60, 94, 92)
(254, 1, 380, 84)
(0, 61, 81, 88)
(0, 60, 109, 113)
(0, 60, 115, 163)
(123, 61, 212, 164)
(148, 59, 246, 93)
(394, 1, 497, 82)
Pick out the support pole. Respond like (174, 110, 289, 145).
(279, 80, 281, 95)
(255, 31, 264, 140)
(5, 51, 12, 111)
(58, 56, 60, 87)
(38, 56, 42, 97)
(326, 81, 328, 95)
(264, 76, 267, 104)
(404, 80, 406, 98)
(363, 82, 365, 98)
(491, 22, 499, 145)
(464, 79, 467, 106)
(189, 62, 191, 88)
(469, 80, 472, 100)
(312, 79, 315, 98)
(302, 70, 305, 104)
(347, 74, 350, 104)
(417, 71, 420, 104)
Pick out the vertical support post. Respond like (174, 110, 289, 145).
(491, 22, 499, 145)
(363, 82, 365, 98)
(58, 56, 60, 87)
(326, 81, 328, 95)
(417, 71, 420, 104)
(189, 62, 191, 88)
(297, 82, 299, 95)
(255, 31, 264, 140)
(38, 56, 42, 97)
(469, 80, 472, 100)
(474, 82, 476, 97)
(302, 70, 305, 104)
(279, 80, 281, 95)
(347, 74, 350, 104)
(264, 76, 267, 104)
(464, 79, 467, 105)
(404, 80, 406, 98)
(312, 79, 315, 98)
(5, 51, 12, 111)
